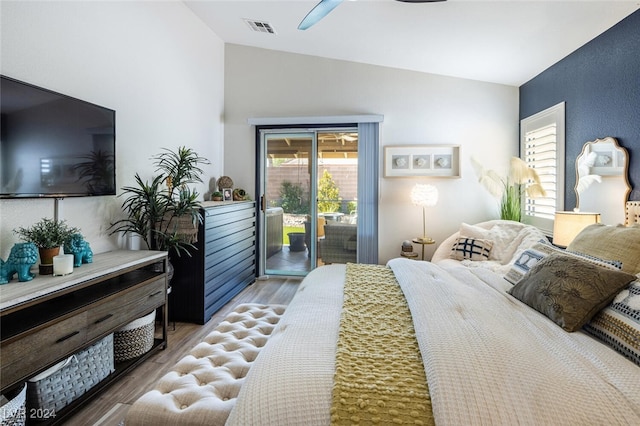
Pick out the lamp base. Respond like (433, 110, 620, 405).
(414, 237, 435, 244)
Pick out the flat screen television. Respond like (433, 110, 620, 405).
(0, 75, 116, 198)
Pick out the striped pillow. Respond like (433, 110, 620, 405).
(584, 280, 640, 367)
(450, 237, 493, 261)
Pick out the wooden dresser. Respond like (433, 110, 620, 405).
(0, 250, 168, 424)
(170, 201, 257, 324)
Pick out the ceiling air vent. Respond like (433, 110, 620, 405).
(244, 19, 276, 34)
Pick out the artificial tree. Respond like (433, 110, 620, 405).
(110, 146, 210, 257)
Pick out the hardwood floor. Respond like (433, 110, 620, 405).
(64, 276, 301, 426)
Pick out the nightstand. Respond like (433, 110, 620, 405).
(412, 238, 436, 261)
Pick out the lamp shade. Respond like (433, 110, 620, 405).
(553, 211, 600, 247)
(411, 184, 438, 207)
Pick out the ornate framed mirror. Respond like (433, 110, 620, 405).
(575, 137, 631, 224)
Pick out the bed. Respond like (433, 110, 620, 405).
(126, 215, 640, 425)
(225, 218, 640, 425)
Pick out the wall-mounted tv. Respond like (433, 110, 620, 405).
(0, 75, 116, 198)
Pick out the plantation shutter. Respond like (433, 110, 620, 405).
(524, 123, 557, 219)
(520, 102, 565, 235)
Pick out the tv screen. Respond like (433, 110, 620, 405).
(0, 75, 116, 198)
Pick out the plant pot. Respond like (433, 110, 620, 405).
(163, 213, 199, 244)
(38, 247, 61, 275)
(150, 258, 174, 283)
(288, 232, 306, 252)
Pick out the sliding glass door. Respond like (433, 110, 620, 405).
(261, 131, 314, 276)
(258, 128, 358, 277)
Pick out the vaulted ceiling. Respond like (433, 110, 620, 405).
(184, 1, 639, 86)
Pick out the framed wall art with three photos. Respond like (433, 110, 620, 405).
(384, 145, 460, 178)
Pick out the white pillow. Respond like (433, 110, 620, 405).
(459, 222, 507, 261)
(459, 221, 545, 264)
(459, 222, 489, 239)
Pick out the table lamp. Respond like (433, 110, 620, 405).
(553, 211, 600, 247)
(411, 184, 438, 243)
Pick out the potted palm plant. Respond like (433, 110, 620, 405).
(109, 146, 210, 257)
(14, 218, 81, 274)
(471, 156, 546, 222)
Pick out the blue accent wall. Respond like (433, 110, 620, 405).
(520, 9, 640, 209)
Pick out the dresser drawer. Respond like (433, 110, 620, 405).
(0, 312, 88, 390)
(87, 278, 166, 340)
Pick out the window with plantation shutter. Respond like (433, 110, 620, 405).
(520, 102, 565, 235)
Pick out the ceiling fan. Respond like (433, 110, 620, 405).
(298, 0, 446, 30)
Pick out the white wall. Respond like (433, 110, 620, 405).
(224, 45, 519, 264)
(0, 1, 225, 258)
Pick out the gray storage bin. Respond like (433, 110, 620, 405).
(26, 334, 114, 420)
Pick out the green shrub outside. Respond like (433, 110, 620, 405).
(279, 181, 309, 214)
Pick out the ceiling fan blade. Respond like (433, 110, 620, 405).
(298, 0, 344, 31)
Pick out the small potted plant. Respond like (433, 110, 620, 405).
(211, 191, 223, 201)
(14, 218, 81, 275)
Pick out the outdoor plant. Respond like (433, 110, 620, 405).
(280, 181, 309, 214)
(318, 170, 341, 213)
(109, 146, 210, 256)
(471, 156, 546, 222)
(14, 218, 81, 249)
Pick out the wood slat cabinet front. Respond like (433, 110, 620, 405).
(0, 250, 168, 425)
(170, 201, 257, 324)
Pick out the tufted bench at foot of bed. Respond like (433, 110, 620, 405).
(124, 303, 286, 426)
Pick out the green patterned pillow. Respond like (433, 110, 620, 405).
(508, 253, 636, 332)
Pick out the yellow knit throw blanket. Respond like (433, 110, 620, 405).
(330, 263, 434, 425)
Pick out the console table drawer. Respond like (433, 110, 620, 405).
(86, 278, 166, 339)
(1, 312, 88, 390)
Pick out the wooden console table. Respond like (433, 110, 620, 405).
(0, 250, 168, 425)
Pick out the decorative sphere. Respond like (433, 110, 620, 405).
(217, 176, 234, 191)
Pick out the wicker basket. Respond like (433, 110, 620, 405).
(26, 334, 114, 419)
(114, 310, 156, 362)
(161, 213, 198, 244)
(1, 383, 26, 426)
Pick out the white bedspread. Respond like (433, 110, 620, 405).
(226, 265, 345, 426)
(227, 260, 640, 425)
(391, 258, 640, 425)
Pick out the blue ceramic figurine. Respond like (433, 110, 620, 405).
(64, 233, 93, 267)
(0, 242, 38, 284)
